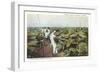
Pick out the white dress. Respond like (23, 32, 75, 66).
(50, 32, 57, 54)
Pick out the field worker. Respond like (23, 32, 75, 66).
(50, 31, 58, 54)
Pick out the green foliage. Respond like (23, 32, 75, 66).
(27, 27, 88, 58)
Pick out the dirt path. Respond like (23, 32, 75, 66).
(36, 39, 53, 57)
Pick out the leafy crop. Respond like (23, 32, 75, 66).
(27, 27, 88, 58)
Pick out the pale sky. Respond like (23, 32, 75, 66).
(26, 12, 88, 27)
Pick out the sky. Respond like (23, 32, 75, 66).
(26, 12, 89, 27)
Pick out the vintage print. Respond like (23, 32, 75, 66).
(26, 12, 88, 58)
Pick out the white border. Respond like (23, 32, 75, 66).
(24, 9, 90, 62)
(11, 2, 97, 71)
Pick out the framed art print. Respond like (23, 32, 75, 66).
(11, 2, 97, 71)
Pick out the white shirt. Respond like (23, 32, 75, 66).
(50, 32, 56, 45)
(42, 29, 50, 38)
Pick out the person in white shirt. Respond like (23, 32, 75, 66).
(42, 28, 50, 39)
(50, 31, 58, 54)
